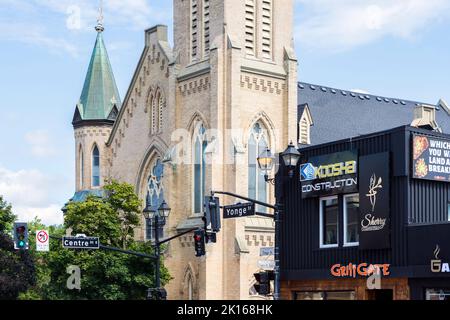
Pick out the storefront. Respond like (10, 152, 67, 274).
(277, 125, 450, 300)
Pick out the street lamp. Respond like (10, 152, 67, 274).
(257, 148, 276, 184)
(143, 192, 171, 300)
(256, 142, 301, 301)
(280, 142, 301, 178)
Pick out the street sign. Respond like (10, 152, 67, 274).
(36, 230, 49, 252)
(260, 247, 274, 256)
(62, 236, 100, 249)
(258, 260, 275, 270)
(223, 202, 255, 219)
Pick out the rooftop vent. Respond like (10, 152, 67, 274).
(411, 104, 441, 132)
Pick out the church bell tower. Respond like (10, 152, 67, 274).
(72, 5, 121, 192)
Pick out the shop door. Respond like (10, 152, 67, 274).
(367, 289, 393, 300)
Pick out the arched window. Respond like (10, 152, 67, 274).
(79, 146, 84, 189)
(193, 121, 207, 214)
(92, 145, 100, 187)
(146, 159, 165, 240)
(149, 89, 165, 134)
(248, 122, 268, 211)
(188, 276, 194, 300)
(158, 93, 164, 132)
(151, 93, 157, 134)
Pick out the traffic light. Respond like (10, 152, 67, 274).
(13, 222, 29, 250)
(193, 229, 206, 257)
(204, 196, 221, 232)
(253, 271, 270, 296)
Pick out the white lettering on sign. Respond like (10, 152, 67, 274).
(36, 230, 49, 252)
(361, 214, 387, 232)
(223, 203, 255, 219)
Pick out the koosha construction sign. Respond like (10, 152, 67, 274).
(300, 151, 358, 199)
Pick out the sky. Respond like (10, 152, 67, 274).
(0, 0, 449, 226)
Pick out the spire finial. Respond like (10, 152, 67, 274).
(95, 0, 104, 33)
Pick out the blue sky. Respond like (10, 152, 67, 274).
(0, 0, 449, 225)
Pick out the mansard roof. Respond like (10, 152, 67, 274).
(298, 82, 450, 146)
(73, 31, 121, 126)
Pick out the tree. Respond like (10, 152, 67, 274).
(0, 196, 36, 300)
(26, 181, 170, 300)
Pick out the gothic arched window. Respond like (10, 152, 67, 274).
(151, 92, 157, 134)
(248, 122, 268, 211)
(149, 89, 165, 134)
(146, 159, 165, 240)
(158, 93, 164, 132)
(79, 145, 84, 189)
(92, 145, 100, 187)
(193, 121, 207, 214)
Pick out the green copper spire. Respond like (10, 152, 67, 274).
(73, 19, 121, 125)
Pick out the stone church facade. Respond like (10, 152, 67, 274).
(72, 0, 298, 300)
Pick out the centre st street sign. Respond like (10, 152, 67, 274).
(223, 202, 255, 219)
(62, 236, 100, 249)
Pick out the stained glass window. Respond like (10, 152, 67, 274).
(146, 159, 165, 240)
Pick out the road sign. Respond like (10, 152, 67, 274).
(36, 230, 49, 252)
(62, 236, 100, 249)
(223, 202, 255, 219)
(258, 260, 275, 270)
(260, 247, 274, 256)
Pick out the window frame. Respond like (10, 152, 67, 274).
(91, 144, 100, 188)
(248, 121, 270, 212)
(343, 193, 360, 247)
(145, 158, 165, 241)
(319, 195, 339, 249)
(192, 121, 207, 215)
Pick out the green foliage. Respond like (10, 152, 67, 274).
(21, 181, 171, 300)
(0, 196, 16, 232)
(0, 197, 36, 300)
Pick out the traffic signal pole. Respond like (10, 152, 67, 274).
(210, 190, 282, 300)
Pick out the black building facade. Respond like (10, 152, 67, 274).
(278, 125, 450, 300)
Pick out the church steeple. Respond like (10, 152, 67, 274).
(72, 3, 121, 127)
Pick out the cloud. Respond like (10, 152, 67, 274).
(15, 204, 64, 226)
(25, 130, 57, 157)
(34, 0, 159, 31)
(295, 0, 450, 52)
(0, 22, 79, 56)
(0, 166, 68, 226)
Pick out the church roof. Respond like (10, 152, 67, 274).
(73, 30, 121, 125)
(298, 82, 450, 146)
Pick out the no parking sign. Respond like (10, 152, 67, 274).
(36, 230, 49, 252)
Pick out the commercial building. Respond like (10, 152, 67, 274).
(279, 125, 450, 300)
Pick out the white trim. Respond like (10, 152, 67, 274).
(319, 196, 339, 249)
(343, 193, 360, 247)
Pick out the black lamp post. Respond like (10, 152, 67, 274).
(257, 142, 301, 300)
(143, 193, 171, 300)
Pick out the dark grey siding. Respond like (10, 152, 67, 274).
(279, 126, 450, 281)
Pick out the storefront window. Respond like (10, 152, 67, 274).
(344, 194, 360, 246)
(447, 203, 450, 222)
(294, 291, 355, 300)
(320, 196, 339, 247)
(426, 289, 450, 300)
